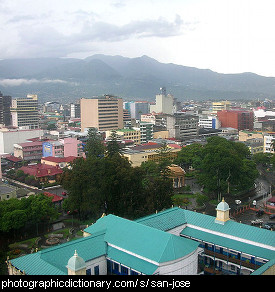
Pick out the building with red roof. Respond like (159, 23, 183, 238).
(19, 164, 63, 183)
(43, 191, 64, 208)
(41, 156, 77, 168)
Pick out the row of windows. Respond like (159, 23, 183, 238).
(107, 260, 140, 275)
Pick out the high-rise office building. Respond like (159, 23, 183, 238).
(0, 91, 12, 127)
(11, 94, 39, 129)
(70, 102, 81, 119)
(80, 95, 123, 132)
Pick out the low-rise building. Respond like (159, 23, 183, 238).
(14, 141, 44, 161)
(122, 143, 181, 167)
(106, 128, 141, 145)
(19, 164, 63, 183)
(0, 128, 44, 155)
(41, 156, 77, 168)
(7, 200, 275, 275)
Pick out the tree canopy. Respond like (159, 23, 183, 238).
(0, 194, 58, 234)
(61, 133, 173, 220)
(174, 136, 258, 199)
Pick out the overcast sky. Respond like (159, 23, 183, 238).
(1, 0, 275, 77)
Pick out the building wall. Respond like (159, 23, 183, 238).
(157, 249, 198, 275)
(264, 133, 275, 153)
(154, 94, 174, 114)
(10, 95, 39, 129)
(153, 130, 169, 139)
(63, 137, 79, 157)
(217, 110, 254, 131)
(0, 129, 44, 154)
(80, 98, 99, 132)
(85, 255, 107, 275)
(81, 96, 123, 132)
(130, 102, 149, 120)
(238, 131, 263, 142)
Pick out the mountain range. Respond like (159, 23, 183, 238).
(0, 54, 275, 103)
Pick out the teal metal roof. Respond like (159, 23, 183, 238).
(183, 209, 275, 248)
(10, 231, 107, 275)
(135, 207, 187, 231)
(137, 207, 275, 249)
(107, 247, 158, 275)
(85, 214, 198, 263)
(251, 259, 275, 275)
(181, 227, 275, 260)
(10, 252, 66, 275)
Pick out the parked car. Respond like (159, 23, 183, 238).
(263, 224, 272, 230)
(256, 210, 264, 216)
(269, 214, 275, 219)
(251, 219, 263, 225)
(263, 222, 275, 230)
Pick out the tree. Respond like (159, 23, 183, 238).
(106, 130, 121, 157)
(0, 194, 57, 235)
(180, 136, 258, 199)
(1, 210, 27, 233)
(173, 143, 203, 171)
(85, 127, 105, 159)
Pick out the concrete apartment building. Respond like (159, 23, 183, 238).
(150, 87, 174, 115)
(217, 109, 254, 131)
(167, 113, 199, 141)
(212, 101, 231, 113)
(81, 95, 123, 132)
(106, 128, 141, 144)
(10, 94, 39, 129)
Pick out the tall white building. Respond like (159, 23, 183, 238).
(263, 133, 275, 153)
(150, 87, 174, 115)
(11, 94, 39, 129)
(199, 115, 221, 129)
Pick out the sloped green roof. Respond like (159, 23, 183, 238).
(183, 209, 275, 248)
(107, 247, 158, 275)
(135, 207, 187, 231)
(85, 214, 198, 263)
(10, 231, 106, 275)
(10, 252, 66, 275)
(251, 259, 275, 275)
(137, 207, 275, 249)
(181, 227, 275, 260)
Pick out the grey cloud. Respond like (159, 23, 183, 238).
(10, 15, 195, 58)
(78, 14, 187, 42)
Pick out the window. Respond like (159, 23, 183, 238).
(113, 263, 119, 272)
(94, 265, 99, 275)
(121, 266, 128, 275)
(86, 268, 91, 275)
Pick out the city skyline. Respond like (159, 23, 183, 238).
(1, 0, 275, 77)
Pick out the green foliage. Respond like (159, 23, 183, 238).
(106, 130, 122, 157)
(0, 194, 58, 233)
(175, 136, 259, 198)
(61, 150, 173, 220)
(173, 143, 203, 170)
(252, 152, 272, 166)
(85, 127, 105, 159)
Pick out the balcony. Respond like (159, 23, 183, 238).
(204, 249, 261, 270)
